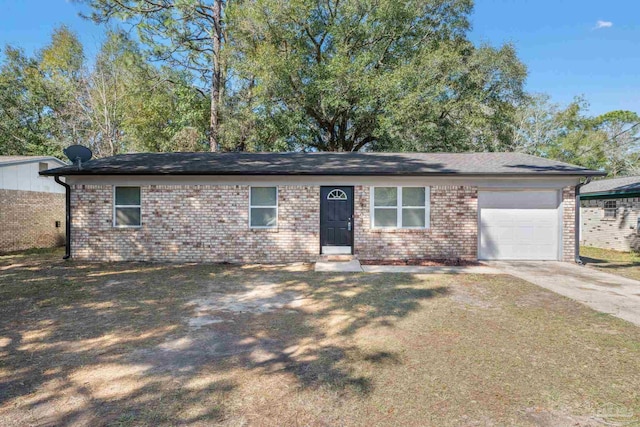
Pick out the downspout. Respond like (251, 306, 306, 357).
(54, 176, 71, 260)
(574, 177, 592, 264)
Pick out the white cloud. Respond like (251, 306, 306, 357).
(595, 20, 613, 29)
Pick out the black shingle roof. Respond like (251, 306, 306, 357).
(581, 176, 640, 195)
(40, 151, 604, 177)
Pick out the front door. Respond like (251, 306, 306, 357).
(320, 186, 354, 254)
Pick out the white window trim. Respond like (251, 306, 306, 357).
(113, 186, 142, 228)
(249, 186, 278, 229)
(603, 200, 617, 219)
(370, 186, 430, 229)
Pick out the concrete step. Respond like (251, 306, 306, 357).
(316, 254, 358, 262)
(315, 259, 363, 272)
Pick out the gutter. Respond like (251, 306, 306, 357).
(41, 170, 607, 177)
(54, 176, 71, 260)
(574, 177, 592, 264)
(580, 190, 640, 200)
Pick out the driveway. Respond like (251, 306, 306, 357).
(491, 261, 640, 327)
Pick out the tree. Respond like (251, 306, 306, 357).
(592, 110, 640, 176)
(227, 0, 526, 152)
(80, 0, 226, 151)
(0, 26, 85, 157)
(0, 26, 209, 157)
(514, 95, 640, 175)
(39, 26, 86, 149)
(0, 46, 51, 155)
(78, 30, 210, 156)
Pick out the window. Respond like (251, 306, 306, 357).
(250, 187, 278, 228)
(38, 162, 48, 172)
(604, 200, 617, 219)
(372, 186, 430, 228)
(114, 186, 141, 227)
(327, 189, 348, 200)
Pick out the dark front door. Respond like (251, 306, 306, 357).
(320, 186, 354, 249)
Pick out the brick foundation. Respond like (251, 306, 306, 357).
(0, 189, 65, 253)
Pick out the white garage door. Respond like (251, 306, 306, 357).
(479, 191, 560, 260)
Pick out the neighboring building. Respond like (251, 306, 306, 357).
(41, 152, 603, 263)
(580, 176, 640, 252)
(0, 156, 68, 253)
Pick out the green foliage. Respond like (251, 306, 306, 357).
(227, 0, 526, 152)
(0, 46, 52, 155)
(1, 1, 638, 172)
(80, 0, 224, 150)
(0, 27, 208, 157)
(514, 95, 640, 175)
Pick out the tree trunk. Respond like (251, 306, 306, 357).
(210, 0, 223, 152)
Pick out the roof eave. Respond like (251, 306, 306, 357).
(3, 157, 67, 168)
(40, 170, 606, 177)
(581, 189, 640, 199)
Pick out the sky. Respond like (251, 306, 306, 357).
(0, 0, 638, 116)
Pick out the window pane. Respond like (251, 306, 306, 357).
(402, 208, 425, 227)
(374, 187, 397, 206)
(251, 187, 277, 206)
(115, 207, 141, 226)
(115, 187, 140, 205)
(251, 207, 277, 227)
(402, 187, 425, 206)
(374, 208, 397, 227)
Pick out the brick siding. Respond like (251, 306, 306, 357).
(354, 185, 478, 260)
(70, 183, 577, 263)
(580, 197, 640, 252)
(0, 189, 65, 253)
(71, 185, 320, 262)
(562, 186, 576, 261)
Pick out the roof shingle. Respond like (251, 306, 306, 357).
(581, 176, 640, 195)
(40, 151, 604, 177)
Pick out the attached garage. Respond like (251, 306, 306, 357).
(478, 190, 561, 261)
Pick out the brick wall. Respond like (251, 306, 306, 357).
(0, 189, 65, 253)
(354, 185, 478, 260)
(70, 183, 577, 263)
(580, 197, 640, 252)
(562, 186, 576, 261)
(71, 185, 320, 262)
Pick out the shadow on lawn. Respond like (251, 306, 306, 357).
(0, 251, 446, 425)
(581, 255, 640, 269)
(579, 256, 609, 265)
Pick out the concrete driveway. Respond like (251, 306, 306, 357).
(490, 261, 640, 327)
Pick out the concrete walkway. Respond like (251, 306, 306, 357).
(490, 261, 640, 327)
(314, 260, 502, 274)
(361, 265, 502, 274)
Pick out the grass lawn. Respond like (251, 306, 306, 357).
(580, 246, 640, 281)
(1, 248, 640, 426)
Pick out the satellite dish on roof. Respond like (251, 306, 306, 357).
(63, 145, 92, 170)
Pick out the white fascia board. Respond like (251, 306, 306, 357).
(66, 174, 581, 189)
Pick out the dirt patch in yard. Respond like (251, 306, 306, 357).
(1, 249, 640, 426)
